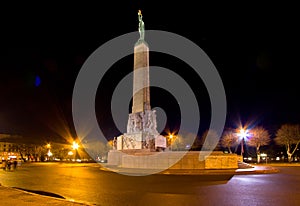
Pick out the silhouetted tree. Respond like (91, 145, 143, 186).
(275, 124, 300, 162)
(246, 126, 271, 163)
(220, 130, 239, 153)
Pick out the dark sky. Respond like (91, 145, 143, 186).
(0, 1, 299, 142)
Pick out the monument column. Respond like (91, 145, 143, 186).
(115, 10, 165, 151)
(132, 34, 150, 113)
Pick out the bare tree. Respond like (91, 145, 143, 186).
(246, 126, 271, 163)
(33, 145, 44, 161)
(274, 124, 300, 162)
(220, 130, 239, 153)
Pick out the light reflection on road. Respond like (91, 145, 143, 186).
(1, 163, 300, 206)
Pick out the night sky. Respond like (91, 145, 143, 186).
(0, 1, 299, 143)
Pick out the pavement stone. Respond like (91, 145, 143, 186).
(0, 184, 90, 206)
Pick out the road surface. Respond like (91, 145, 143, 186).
(1, 162, 300, 205)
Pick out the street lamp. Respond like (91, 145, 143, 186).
(237, 128, 248, 156)
(72, 141, 79, 150)
(169, 134, 173, 151)
(46, 143, 51, 161)
(71, 141, 79, 161)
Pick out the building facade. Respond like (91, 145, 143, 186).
(0, 141, 21, 161)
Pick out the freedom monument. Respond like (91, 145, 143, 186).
(114, 10, 166, 152)
(107, 11, 238, 171)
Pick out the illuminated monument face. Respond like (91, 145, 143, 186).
(116, 10, 165, 151)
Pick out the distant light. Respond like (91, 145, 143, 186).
(35, 75, 41, 87)
(68, 151, 73, 156)
(47, 151, 53, 157)
(240, 129, 247, 138)
(237, 128, 249, 139)
(9, 155, 17, 158)
(72, 141, 79, 150)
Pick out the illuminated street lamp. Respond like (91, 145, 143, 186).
(169, 134, 174, 151)
(71, 141, 79, 161)
(72, 141, 79, 150)
(46, 143, 51, 161)
(237, 128, 249, 156)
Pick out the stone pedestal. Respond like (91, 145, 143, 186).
(117, 132, 156, 150)
(107, 151, 239, 170)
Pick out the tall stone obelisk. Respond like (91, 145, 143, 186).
(116, 10, 161, 151)
(132, 35, 150, 113)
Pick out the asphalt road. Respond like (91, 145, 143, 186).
(1, 162, 300, 206)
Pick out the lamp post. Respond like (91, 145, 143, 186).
(72, 141, 79, 161)
(169, 134, 173, 151)
(46, 143, 51, 161)
(238, 129, 248, 156)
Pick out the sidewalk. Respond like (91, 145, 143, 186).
(0, 165, 279, 205)
(235, 165, 280, 175)
(0, 184, 90, 206)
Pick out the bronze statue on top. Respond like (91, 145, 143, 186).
(138, 10, 145, 40)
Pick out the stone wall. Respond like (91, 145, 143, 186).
(204, 152, 239, 169)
